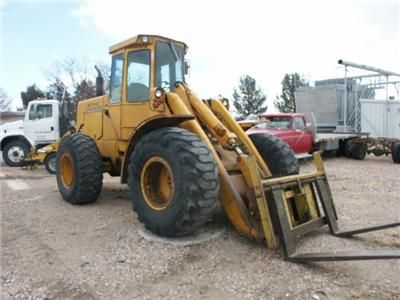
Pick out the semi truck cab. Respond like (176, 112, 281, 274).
(0, 99, 61, 166)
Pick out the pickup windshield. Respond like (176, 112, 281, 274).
(256, 116, 292, 129)
(155, 41, 184, 92)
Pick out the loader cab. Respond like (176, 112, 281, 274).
(78, 35, 189, 164)
(108, 35, 187, 105)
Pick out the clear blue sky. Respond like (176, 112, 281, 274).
(1, 0, 399, 110)
(1, 1, 111, 108)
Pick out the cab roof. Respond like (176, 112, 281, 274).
(109, 34, 187, 54)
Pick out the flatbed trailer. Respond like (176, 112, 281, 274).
(315, 132, 362, 150)
(315, 132, 400, 163)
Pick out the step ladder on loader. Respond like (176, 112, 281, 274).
(257, 152, 400, 262)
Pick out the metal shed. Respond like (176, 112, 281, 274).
(360, 99, 400, 138)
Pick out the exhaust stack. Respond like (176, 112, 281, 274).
(94, 65, 104, 96)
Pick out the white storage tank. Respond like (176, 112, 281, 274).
(360, 99, 400, 138)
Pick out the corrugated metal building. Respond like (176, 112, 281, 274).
(360, 99, 400, 138)
(295, 79, 374, 132)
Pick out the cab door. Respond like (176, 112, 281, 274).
(97, 53, 124, 161)
(25, 102, 59, 145)
(120, 48, 159, 140)
(292, 116, 313, 153)
(103, 53, 124, 141)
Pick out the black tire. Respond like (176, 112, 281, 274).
(128, 127, 220, 237)
(2, 140, 30, 167)
(44, 152, 56, 174)
(249, 133, 299, 177)
(56, 134, 103, 204)
(351, 147, 366, 160)
(344, 139, 353, 158)
(392, 142, 400, 164)
(345, 139, 366, 160)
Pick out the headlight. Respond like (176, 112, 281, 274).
(155, 88, 163, 98)
(141, 35, 149, 43)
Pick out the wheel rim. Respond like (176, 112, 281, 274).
(8, 146, 25, 163)
(48, 155, 56, 172)
(140, 156, 175, 211)
(60, 153, 74, 188)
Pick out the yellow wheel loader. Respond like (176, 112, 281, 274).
(55, 35, 399, 262)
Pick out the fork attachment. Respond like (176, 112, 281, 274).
(262, 152, 400, 262)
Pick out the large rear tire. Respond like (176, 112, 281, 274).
(249, 133, 299, 177)
(392, 142, 400, 164)
(128, 127, 220, 237)
(56, 134, 103, 204)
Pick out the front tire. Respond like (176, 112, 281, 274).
(128, 127, 220, 237)
(2, 140, 29, 167)
(249, 133, 299, 177)
(56, 134, 103, 204)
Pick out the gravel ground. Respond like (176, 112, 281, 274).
(1, 154, 399, 300)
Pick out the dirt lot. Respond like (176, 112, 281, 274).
(1, 154, 399, 300)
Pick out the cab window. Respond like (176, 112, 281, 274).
(28, 104, 37, 120)
(294, 117, 306, 130)
(110, 54, 124, 104)
(155, 41, 184, 92)
(126, 50, 150, 102)
(29, 104, 52, 120)
(37, 104, 52, 119)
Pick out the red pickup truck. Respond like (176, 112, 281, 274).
(246, 113, 314, 154)
(245, 113, 400, 162)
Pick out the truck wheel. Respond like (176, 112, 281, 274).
(346, 139, 366, 160)
(351, 147, 366, 160)
(44, 152, 56, 174)
(392, 142, 400, 164)
(2, 140, 30, 167)
(128, 127, 220, 237)
(56, 134, 103, 204)
(344, 139, 353, 157)
(249, 133, 299, 177)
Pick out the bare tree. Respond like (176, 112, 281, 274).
(44, 57, 91, 91)
(43, 58, 109, 121)
(0, 87, 13, 111)
(44, 57, 110, 93)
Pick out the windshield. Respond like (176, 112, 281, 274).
(255, 116, 292, 129)
(155, 41, 184, 92)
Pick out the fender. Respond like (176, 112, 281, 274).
(0, 134, 34, 150)
(120, 114, 194, 183)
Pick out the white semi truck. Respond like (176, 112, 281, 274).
(0, 99, 63, 166)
